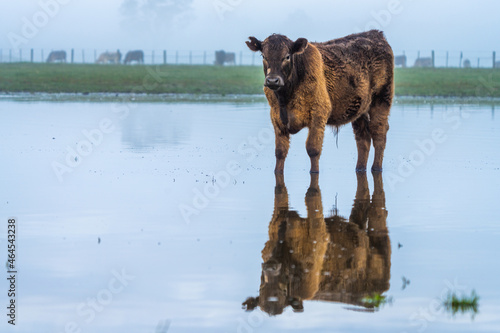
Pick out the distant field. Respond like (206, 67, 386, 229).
(0, 63, 499, 97)
(0, 63, 264, 95)
(394, 68, 500, 97)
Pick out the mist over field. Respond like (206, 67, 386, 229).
(1, 0, 499, 55)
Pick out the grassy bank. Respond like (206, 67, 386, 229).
(394, 68, 500, 97)
(1, 63, 499, 97)
(0, 63, 264, 95)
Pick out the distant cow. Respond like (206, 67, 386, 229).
(243, 173, 391, 315)
(225, 52, 236, 65)
(414, 57, 433, 68)
(214, 50, 236, 65)
(124, 50, 144, 64)
(96, 50, 121, 64)
(246, 30, 394, 173)
(395, 54, 407, 68)
(46, 51, 66, 63)
(463, 59, 471, 68)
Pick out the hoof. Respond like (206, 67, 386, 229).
(355, 167, 367, 173)
(309, 170, 319, 174)
(371, 166, 383, 173)
(274, 169, 284, 175)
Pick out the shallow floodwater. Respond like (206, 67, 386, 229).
(0, 100, 499, 332)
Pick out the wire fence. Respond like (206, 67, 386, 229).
(0, 48, 498, 68)
(392, 50, 498, 68)
(0, 48, 261, 66)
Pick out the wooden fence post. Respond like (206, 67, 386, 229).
(494, 51, 496, 68)
(446, 51, 449, 67)
(431, 50, 435, 68)
(71, 49, 74, 63)
(459, 51, 463, 68)
(163, 50, 167, 64)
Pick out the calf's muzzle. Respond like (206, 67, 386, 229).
(265, 75, 284, 90)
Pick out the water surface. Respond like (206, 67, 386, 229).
(0, 100, 499, 332)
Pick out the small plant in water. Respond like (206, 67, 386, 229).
(443, 290, 479, 318)
(361, 293, 392, 309)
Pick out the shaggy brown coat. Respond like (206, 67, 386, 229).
(246, 30, 394, 173)
(242, 173, 391, 315)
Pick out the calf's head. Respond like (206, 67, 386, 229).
(242, 259, 304, 316)
(246, 34, 308, 91)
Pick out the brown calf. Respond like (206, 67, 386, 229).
(242, 173, 391, 314)
(246, 30, 394, 173)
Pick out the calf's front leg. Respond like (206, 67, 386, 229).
(274, 130, 290, 174)
(306, 124, 325, 174)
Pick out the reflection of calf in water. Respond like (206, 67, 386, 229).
(243, 173, 391, 315)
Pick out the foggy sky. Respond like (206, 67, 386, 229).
(1, 0, 499, 56)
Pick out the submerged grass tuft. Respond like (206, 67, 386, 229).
(361, 293, 392, 309)
(443, 290, 479, 318)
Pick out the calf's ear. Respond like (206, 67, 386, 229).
(289, 297, 304, 312)
(292, 38, 308, 55)
(242, 297, 259, 311)
(246, 37, 262, 52)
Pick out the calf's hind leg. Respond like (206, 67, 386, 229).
(368, 102, 390, 172)
(352, 114, 371, 172)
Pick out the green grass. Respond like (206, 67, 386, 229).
(395, 68, 500, 97)
(361, 293, 392, 309)
(443, 290, 479, 317)
(0, 63, 264, 95)
(1, 63, 500, 97)
(362, 290, 481, 316)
